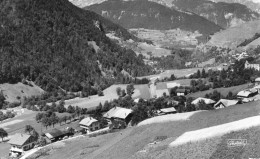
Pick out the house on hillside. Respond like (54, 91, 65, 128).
(157, 107, 177, 115)
(237, 88, 258, 99)
(245, 61, 260, 71)
(45, 129, 70, 142)
(155, 83, 169, 98)
(176, 88, 190, 96)
(103, 107, 133, 127)
(8, 133, 37, 157)
(79, 117, 102, 134)
(255, 77, 260, 86)
(214, 99, 239, 109)
(191, 97, 216, 106)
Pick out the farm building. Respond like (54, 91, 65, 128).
(103, 107, 133, 125)
(157, 107, 177, 115)
(8, 133, 37, 157)
(255, 77, 260, 86)
(156, 83, 169, 97)
(45, 129, 70, 142)
(214, 99, 239, 109)
(176, 88, 190, 96)
(237, 88, 258, 98)
(245, 60, 260, 71)
(79, 117, 102, 134)
(191, 97, 216, 106)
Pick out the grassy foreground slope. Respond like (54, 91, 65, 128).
(38, 100, 260, 159)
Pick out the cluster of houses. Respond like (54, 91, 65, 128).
(155, 82, 190, 98)
(244, 60, 260, 71)
(232, 52, 249, 61)
(7, 73, 260, 157)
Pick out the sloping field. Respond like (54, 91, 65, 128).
(138, 111, 201, 126)
(170, 116, 260, 147)
(187, 84, 249, 98)
(138, 68, 203, 80)
(244, 37, 260, 50)
(208, 20, 260, 48)
(0, 82, 44, 103)
(38, 100, 260, 159)
(63, 84, 148, 109)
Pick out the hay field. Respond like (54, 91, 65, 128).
(187, 84, 249, 98)
(0, 82, 44, 103)
(63, 84, 150, 109)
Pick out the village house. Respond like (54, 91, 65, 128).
(176, 88, 190, 96)
(45, 128, 70, 142)
(255, 77, 260, 86)
(155, 83, 169, 98)
(79, 117, 102, 134)
(103, 107, 133, 126)
(237, 88, 258, 99)
(157, 107, 177, 115)
(191, 97, 216, 106)
(245, 60, 260, 71)
(214, 99, 239, 109)
(8, 133, 37, 157)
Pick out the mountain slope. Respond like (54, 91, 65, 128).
(151, 0, 259, 28)
(0, 0, 151, 92)
(86, 0, 222, 37)
(210, 0, 260, 13)
(207, 20, 260, 48)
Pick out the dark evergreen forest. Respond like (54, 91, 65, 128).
(0, 0, 152, 93)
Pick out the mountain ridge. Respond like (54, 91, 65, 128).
(86, 0, 222, 39)
(151, 0, 260, 28)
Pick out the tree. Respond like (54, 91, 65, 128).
(126, 84, 135, 96)
(186, 97, 196, 112)
(0, 93, 5, 109)
(41, 117, 50, 129)
(38, 137, 47, 146)
(226, 91, 234, 100)
(197, 70, 201, 78)
(201, 68, 206, 78)
(58, 117, 63, 125)
(121, 89, 126, 97)
(25, 125, 34, 134)
(102, 101, 110, 112)
(63, 116, 68, 124)
(0, 128, 8, 141)
(35, 113, 45, 123)
(67, 105, 75, 114)
(131, 104, 149, 125)
(116, 87, 122, 96)
(32, 130, 39, 141)
(50, 115, 59, 127)
(97, 90, 104, 96)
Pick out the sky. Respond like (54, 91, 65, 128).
(252, 0, 260, 3)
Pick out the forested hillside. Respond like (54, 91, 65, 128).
(170, 0, 259, 28)
(0, 0, 152, 93)
(86, 0, 222, 37)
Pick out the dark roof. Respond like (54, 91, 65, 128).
(176, 88, 187, 93)
(45, 129, 67, 139)
(8, 133, 32, 146)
